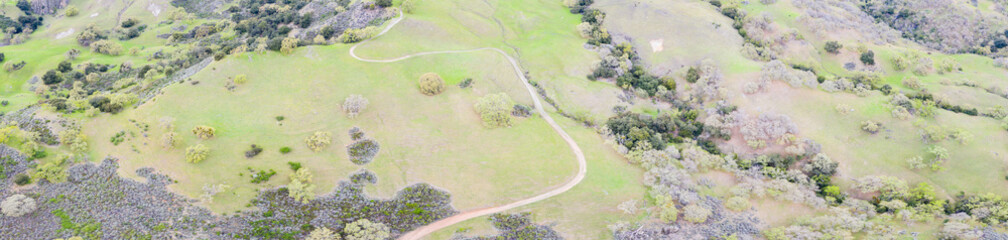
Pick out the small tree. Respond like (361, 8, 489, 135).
(474, 93, 514, 128)
(305, 131, 332, 152)
(288, 168, 315, 203)
(281, 37, 298, 55)
(824, 41, 842, 54)
(343, 219, 390, 240)
(192, 125, 216, 139)
(343, 95, 369, 118)
(860, 50, 875, 65)
(186, 144, 209, 163)
(418, 73, 445, 96)
(43, 70, 63, 85)
(65, 6, 80, 17)
(1, 194, 36, 217)
(375, 0, 393, 7)
(685, 67, 700, 83)
(234, 74, 248, 84)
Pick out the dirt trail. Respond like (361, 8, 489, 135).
(350, 10, 588, 240)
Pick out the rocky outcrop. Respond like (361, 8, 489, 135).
(30, 0, 68, 15)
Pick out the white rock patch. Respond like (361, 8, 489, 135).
(649, 39, 664, 53)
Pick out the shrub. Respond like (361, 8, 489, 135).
(861, 121, 881, 134)
(280, 37, 298, 55)
(656, 196, 678, 222)
(418, 72, 445, 96)
(90, 40, 123, 56)
(682, 204, 710, 223)
(347, 139, 381, 165)
(16, 0, 30, 13)
(343, 95, 369, 118)
(458, 78, 473, 88)
(161, 132, 178, 149)
(191, 125, 216, 139)
(338, 27, 376, 43)
(280, 147, 292, 154)
(245, 144, 263, 158)
(725, 196, 750, 211)
(860, 50, 875, 65)
(59, 129, 88, 153)
(835, 104, 854, 114)
(803, 153, 838, 177)
(249, 168, 276, 183)
(287, 168, 315, 203)
(33, 161, 66, 183)
(287, 162, 302, 171)
(375, 0, 393, 7)
(65, 6, 79, 17)
(43, 70, 63, 85)
(349, 127, 365, 141)
(402, 0, 416, 13)
(824, 41, 842, 54)
(1, 194, 36, 217)
(306, 228, 338, 240)
(576, 22, 593, 38)
(902, 77, 921, 90)
(58, 60, 73, 72)
(685, 67, 700, 83)
(313, 34, 326, 44)
(892, 55, 910, 71)
(926, 145, 950, 171)
(512, 104, 533, 117)
(3, 61, 25, 72)
(305, 131, 332, 152)
(343, 219, 390, 240)
(936, 58, 960, 74)
(475, 93, 514, 128)
(13, 174, 30, 185)
(185, 144, 209, 163)
(233, 74, 248, 84)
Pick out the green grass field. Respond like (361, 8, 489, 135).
(49, 0, 652, 237)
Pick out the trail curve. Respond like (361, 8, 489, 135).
(349, 10, 588, 240)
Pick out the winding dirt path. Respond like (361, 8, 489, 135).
(350, 10, 588, 240)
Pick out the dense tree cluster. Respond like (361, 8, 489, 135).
(860, 0, 1008, 55)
